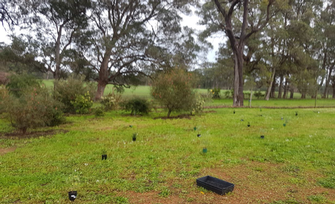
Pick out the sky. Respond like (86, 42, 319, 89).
(0, 9, 222, 63)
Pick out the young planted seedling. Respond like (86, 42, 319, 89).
(102, 149, 107, 160)
(247, 122, 250, 127)
(68, 174, 80, 201)
(132, 133, 137, 141)
(194, 126, 197, 131)
(203, 147, 207, 153)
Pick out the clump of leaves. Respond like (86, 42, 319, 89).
(151, 69, 196, 117)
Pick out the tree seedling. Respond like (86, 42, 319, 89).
(68, 174, 79, 201)
(194, 126, 197, 131)
(203, 147, 207, 153)
(132, 133, 137, 141)
(102, 149, 107, 160)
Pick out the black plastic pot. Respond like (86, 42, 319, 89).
(295, 112, 298, 116)
(102, 154, 107, 160)
(68, 191, 77, 201)
(247, 122, 250, 127)
(260, 135, 264, 139)
(283, 123, 286, 127)
(197, 134, 201, 137)
(233, 110, 235, 114)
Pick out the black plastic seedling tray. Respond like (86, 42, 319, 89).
(196, 176, 234, 195)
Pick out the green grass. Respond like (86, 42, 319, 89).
(42, 80, 335, 108)
(1, 107, 335, 203)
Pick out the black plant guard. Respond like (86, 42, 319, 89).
(68, 191, 77, 201)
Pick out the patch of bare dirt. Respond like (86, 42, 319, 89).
(123, 162, 335, 204)
(0, 129, 68, 139)
(154, 114, 194, 120)
(0, 146, 17, 155)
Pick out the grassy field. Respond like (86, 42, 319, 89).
(43, 80, 335, 108)
(1, 107, 335, 203)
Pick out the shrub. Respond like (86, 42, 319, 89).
(70, 92, 93, 114)
(151, 69, 195, 117)
(191, 93, 205, 114)
(2, 86, 65, 134)
(0, 85, 9, 114)
(209, 88, 220, 99)
(101, 88, 122, 110)
(94, 107, 105, 117)
(121, 98, 150, 115)
(254, 91, 265, 99)
(54, 75, 96, 113)
(224, 90, 231, 98)
(6, 74, 41, 98)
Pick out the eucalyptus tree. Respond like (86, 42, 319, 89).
(0, 0, 19, 28)
(19, 0, 91, 80)
(0, 36, 45, 76)
(287, 0, 323, 98)
(198, 0, 276, 106)
(318, 0, 335, 98)
(79, 0, 197, 100)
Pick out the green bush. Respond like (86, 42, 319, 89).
(54, 75, 96, 113)
(70, 92, 93, 114)
(0, 85, 9, 114)
(151, 69, 195, 117)
(209, 88, 220, 99)
(94, 107, 105, 117)
(101, 89, 122, 110)
(6, 74, 41, 98)
(121, 98, 150, 115)
(2, 86, 65, 134)
(224, 90, 231, 98)
(254, 91, 265, 99)
(191, 93, 205, 114)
